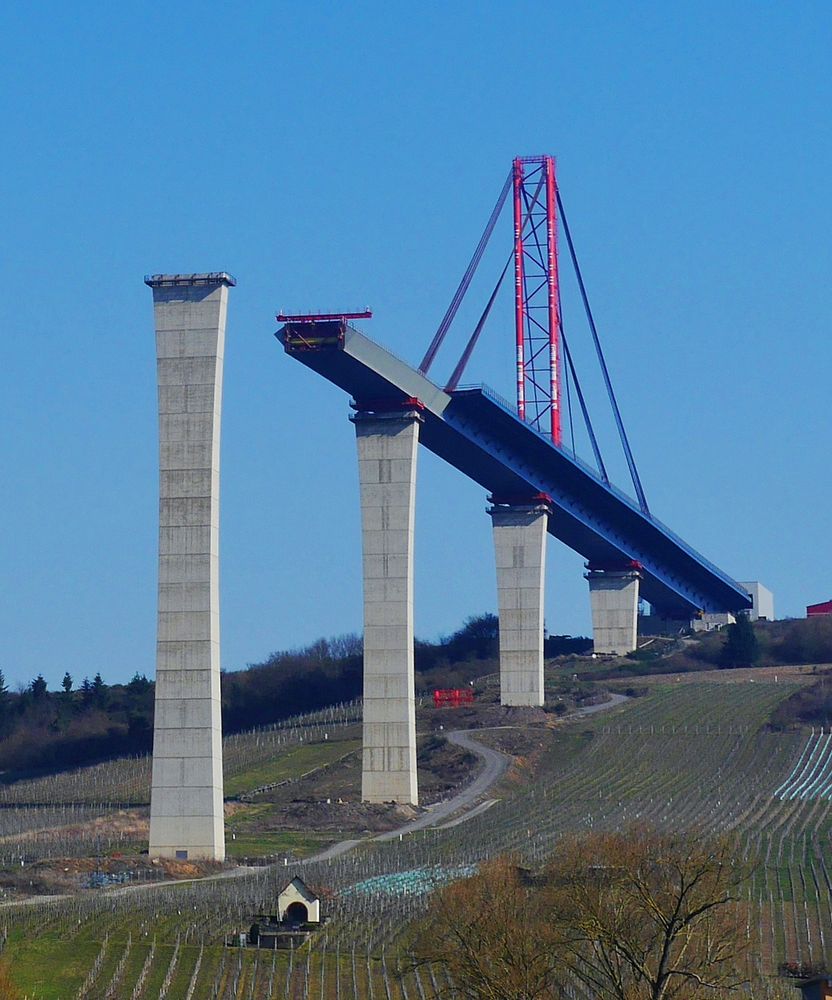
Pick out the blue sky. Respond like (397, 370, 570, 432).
(1, 2, 830, 689)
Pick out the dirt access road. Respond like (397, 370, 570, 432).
(306, 693, 629, 862)
(304, 729, 510, 862)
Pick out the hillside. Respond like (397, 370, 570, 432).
(2, 663, 832, 995)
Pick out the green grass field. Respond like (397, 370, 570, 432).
(224, 740, 360, 799)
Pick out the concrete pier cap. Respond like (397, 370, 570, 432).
(144, 272, 237, 288)
(585, 561, 642, 656)
(488, 493, 552, 708)
(146, 270, 234, 862)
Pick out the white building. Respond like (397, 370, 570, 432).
(277, 878, 321, 925)
(738, 581, 775, 621)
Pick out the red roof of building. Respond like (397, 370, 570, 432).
(807, 600, 832, 616)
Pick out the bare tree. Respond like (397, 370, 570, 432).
(412, 855, 565, 999)
(545, 826, 751, 1000)
(412, 828, 751, 1000)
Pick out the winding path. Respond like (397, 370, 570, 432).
(576, 691, 629, 716)
(304, 729, 510, 862)
(306, 694, 630, 862)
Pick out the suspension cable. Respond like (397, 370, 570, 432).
(445, 255, 512, 392)
(564, 341, 576, 456)
(419, 170, 512, 375)
(560, 311, 608, 483)
(557, 190, 649, 513)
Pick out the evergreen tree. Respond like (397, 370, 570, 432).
(62, 672, 73, 694)
(721, 614, 760, 668)
(80, 676, 93, 707)
(30, 674, 48, 700)
(91, 672, 107, 708)
(127, 673, 152, 695)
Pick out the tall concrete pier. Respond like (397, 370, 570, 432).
(351, 403, 422, 805)
(489, 500, 550, 706)
(145, 272, 235, 861)
(586, 565, 641, 655)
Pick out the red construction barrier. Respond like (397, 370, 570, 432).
(433, 688, 475, 709)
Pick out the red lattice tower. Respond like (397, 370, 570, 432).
(512, 155, 561, 444)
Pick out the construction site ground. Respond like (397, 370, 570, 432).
(0, 675, 620, 902)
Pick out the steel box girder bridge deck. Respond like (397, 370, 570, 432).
(277, 318, 751, 619)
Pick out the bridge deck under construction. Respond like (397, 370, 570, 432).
(278, 319, 751, 618)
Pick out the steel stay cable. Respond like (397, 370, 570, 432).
(419, 170, 512, 375)
(565, 339, 576, 454)
(560, 310, 609, 481)
(557, 189, 649, 513)
(445, 254, 512, 392)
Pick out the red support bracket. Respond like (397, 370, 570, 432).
(585, 560, 643, 573)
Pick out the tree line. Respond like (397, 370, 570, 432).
(0, 614, 592, 777)
(0, 669, 154, 776)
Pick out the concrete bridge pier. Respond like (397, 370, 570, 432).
(586, 564, 642, 655)
(146, 272, 235, 862)
(489, 498, 551, 707)
(351, 402, 423, 805)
